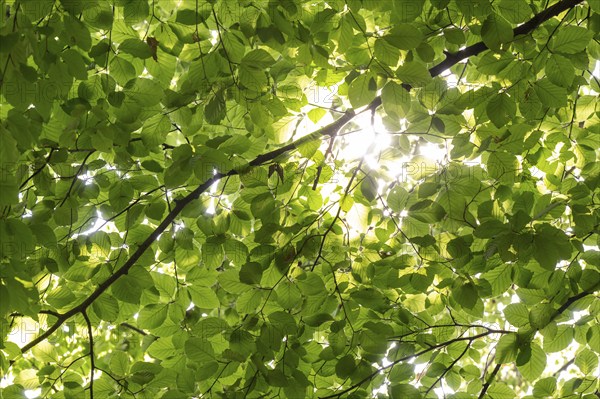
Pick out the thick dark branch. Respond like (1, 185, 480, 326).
(21, 173, 219, 353)
(20, 111, 356, 354)
(429, 0, 583, 77)
(39, 309, 62, 318)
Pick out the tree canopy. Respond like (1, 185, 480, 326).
(1, 0, 599, 398)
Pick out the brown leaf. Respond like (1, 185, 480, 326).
(146, 37, 159, 61)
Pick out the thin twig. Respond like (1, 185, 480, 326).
(58, 151, 94, 207)
(478, 363, 502, 399)
(82, 311, 95, 399)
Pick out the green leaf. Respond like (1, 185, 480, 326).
(348, 74, 377, 108)
(239, 262, 263, 285)
(504, 303, 530, 328)
(374, 38, 400, 66)
(543, 325, 573, 353)
(275, 280, 302, 309)
(545, 54, 575, 87)
(474, 219, 509, 238)
(384, 24, 424, 50)
(109, 181, 134, 210)
(481, 13, 514, 51)
(221, 31, 247, 63)
(138, 304, 168, 330)
(125, 78, 163, 106)
(486, 92, 516, 128)
(110, 56, 137, 85)
(387, 186, 410, 213)
(223, 239, 248, 266)
(239, 63, 268, 92)
(185, 337, 215, 363)
(109, 351, 130, 377)
(497, 0, 532, 23)
(496, 333, 519, 363)
(533, 224, 572, 270)
(453, 282, 478, 309)
(64, 15, 91, 50)
(382, 81, 411, 118)
(92, 294, 120, 322)
(241, 49, 276, 69)
(574, 348, 598, 374)
(529, 303, 553, 330)
(123, 0, 149, 24)
(408, 200, 446, 223)
(487, 382, 516, 399)
(61, 49, 88, 80)
(141, 114, 171, 148)
(188, 285, 220, 309)
(119, 38, 153, 59)
(389, 383, 422, 399)
(205, 92, 226, 125)
(517, 343, 546, 381)
(550, 26, 593, 54)
(396, 62, 432, 87)
(444, 28, 465, 45)
(360, 176, 378, 202)
(218, 135, 252, 155)
(533, 377, 556, 398)
(0, 219, 35, 259)
(533, 78, 567, 108)
(335, 355, 356, 379)
(112, 275, 143, 304)
(486, 151, 518, 183)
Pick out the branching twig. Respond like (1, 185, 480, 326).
(424, 342, 470, 396)
(312, 134, 337, 190)
(19, 148, 55, 189)
(58, 151, 94, 207)
(320, 330, 506, 398)
(312, 159, 364, 271)
(20, 111, 355, 354)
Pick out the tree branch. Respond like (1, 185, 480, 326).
(429, 0, 584, 78)
(120, 322, 148, 336)
(553, 358, 575, 377)
(58, 150, 94, 207)
(19, 148, 55, 190)
(424, 342, 471, 396)
(19, 0, 585, 355)
(82, 311, 95, 399)
(550, 289, 596, 324)
(319, 330, 506, 398)
(20, 110, 356, 354)
(478, 363, 502, 399)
